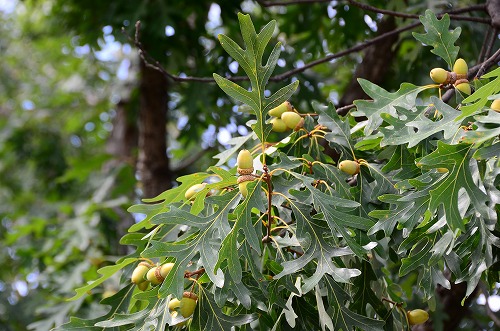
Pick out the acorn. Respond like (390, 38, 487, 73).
(338, 160, 360, 176)
(238, 175, 255, 198)
(407, 309, 429, 325)
(185, 183, 207, 200)
(180, 292, 198, 318)
(168, 298, 181, 310)
(453, 58, 468, 75)
(237, 149, 253, 169)
(294, 117, 305, 131)
(430, 68, 450, 84)
(281, 111, 302, 129)
(270, 117, 288, 132)
(268, 101, 292, 118)
(237, 149, 254, 175)
(146, 263, 174, 285)
(491, 99, 500, 112)
(455, 82, 471, 95)
(131, 262, 152, 284)
(137, 281, 149, 291)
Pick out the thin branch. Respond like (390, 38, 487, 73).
(270, 21, 420, 81)
(126, 2, 492, 84)
(336, 103, 356, 116)
(484, 28, 499, 60)
(347, 0, 490, 23)
(478, 26, 494, 62)
(257, 0, 331, 6)
(474, 47, 500, 79)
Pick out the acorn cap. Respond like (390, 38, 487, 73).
(237, 167, 254, 175)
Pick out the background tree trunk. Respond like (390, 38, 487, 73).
(137, 61, 172, 198)
(338, 17, 398, 113)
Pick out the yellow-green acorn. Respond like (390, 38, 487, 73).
(455, 82, 471, 95)
(338, 160, 360, 176)
(180, 292, 198, 318)
(491, 99, 500, 112)
(237, 175, 255, 198)
(131, 262, 152, 284)
(271, 118, 288, 132)
(453, 58, 468, 75)
(237, 149, 253, 169)
(268, 101, 292, 118)
(146, 263, 174, 285)
(159, 263, 174, 278)
(168, 298, 181, 310)
(137, 281, 149, 291)
(185, 183, 207, 200)
(281, 111, 302, 129)
(430, 68, 449, 84)
(407, 309, 429, 325)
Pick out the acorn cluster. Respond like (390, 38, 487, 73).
(168, 292, 199, 325)
(269, 101, 304, 132)
(131, 262, 198, 326)
(131, 261, 175, 290)
(429, 58, 471, 95)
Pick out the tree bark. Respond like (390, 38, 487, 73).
(338, 16, 398, 113)
(137, 60, 172, 198)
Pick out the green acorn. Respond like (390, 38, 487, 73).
(429, 68, 449, 84)
(453, 58, 468, 75)
(491, 99, 500, 112)
(268, 101, 292, 118)
(271, 118, 288, 132)
(185, 183, 207, 200)
(407, 309, 429, 325)
(131, 262, 152, 284)
(455, 82, 471, 95)
(168, 298, 181, 310)
(281, 111, 302, 129)
(338, 160, 360, 176)
(180, 292, 198, 318)
(137, 281, 149, 291)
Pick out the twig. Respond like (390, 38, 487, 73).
(484, 28, 499, 60)
(348, 0, 489, 23)
(478, 26, 494, 62)
(123, 21, 248, 82)
(126, 1, 492, 85)
(271, 21, 421, 81)
(474, 47, 500, 79)
(257, 0, 331, 6)
(336, 103, 356, 116)
(262, 165, 274, 243)
(184, 268, 205, 279)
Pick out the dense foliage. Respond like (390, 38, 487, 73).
(57, 10, 499, 331)
(1, 1, 499, 330)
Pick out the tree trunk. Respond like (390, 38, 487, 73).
(338, 16, 398, 113)
(137, 61, 172, 198)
